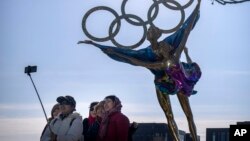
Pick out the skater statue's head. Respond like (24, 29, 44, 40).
(147, 26, 173, 58)
(147, 26, 162, 42)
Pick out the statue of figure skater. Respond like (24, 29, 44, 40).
(79, 1, 201, 140)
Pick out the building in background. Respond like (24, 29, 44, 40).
(206, 121, 250, 141)
(236, 121, 250, 125)
(132, 123, 196, 141)
(185, 133, 200, 141)
(206, 128, 229, 141)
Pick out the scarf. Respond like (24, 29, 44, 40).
(88, 114, 96, 126)
(99, 97, 122, 138)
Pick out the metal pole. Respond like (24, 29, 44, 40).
(28, 73, 48, 122)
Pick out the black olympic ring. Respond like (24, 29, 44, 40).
(147, 0, 185, 33)
(121, 0, 159, 26)
(82, 0, 195, 48)
(109, 14, 147, 49)
(163, 0, 194, 10)
(82, 6, 121, 42)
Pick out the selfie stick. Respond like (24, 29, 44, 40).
(25, 66, 48, 122)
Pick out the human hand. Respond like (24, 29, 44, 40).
(77, 40, 93, 45)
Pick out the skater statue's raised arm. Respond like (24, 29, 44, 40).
(174, 2, 201, 60)
(78, 39, 158, 66)
(108, 50, 164, 69)
(184, 47, 192, 64)
(78, 40, 117, 51)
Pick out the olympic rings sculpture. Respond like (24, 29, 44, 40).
(82, 0, 194, 49)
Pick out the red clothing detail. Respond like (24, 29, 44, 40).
(97, 112, 129, 141)
(88, 114, 96, 125)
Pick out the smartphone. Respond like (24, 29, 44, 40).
(24, 66, 37, 74)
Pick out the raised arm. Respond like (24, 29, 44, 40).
(78, 40, 112, 49)
(184, 47, 192, 64)
(78, 40, 158, 66)
(174, 2, 200, 59)
(108, 49, 164, 69)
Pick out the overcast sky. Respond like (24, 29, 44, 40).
(1, 0, 250, 141)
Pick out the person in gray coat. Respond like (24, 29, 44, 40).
(50, 95, 83, 141)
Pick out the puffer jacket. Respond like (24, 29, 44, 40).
(50, 112, 83, 141)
